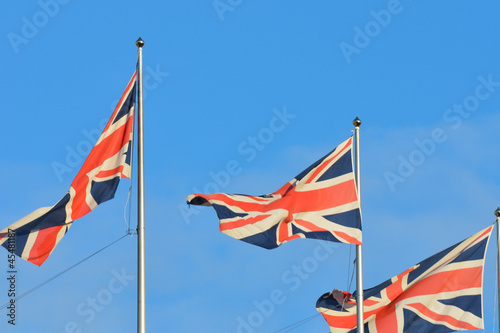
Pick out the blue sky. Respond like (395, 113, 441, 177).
(1, 1, 500, 332)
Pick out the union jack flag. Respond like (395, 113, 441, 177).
(187, 137, 362, 249)
(316, 225, 493, 332)
(0, 73, 137, 266)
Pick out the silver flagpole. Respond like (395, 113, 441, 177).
(136, 37, 146, 333)
(495, 207, 500, 333)
(353, 117, 364, 333)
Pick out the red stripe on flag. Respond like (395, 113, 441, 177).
(322, 313, 355, 329)
(96, 165, 125, 178)
(28, 225, 65, 266)
(282, 234, 302, 243)
(332, 231, 361, 245)
(384, 267, 416, 300)
(406, 302, 481, 330)
(305, 137, 352, 185)
(70, 115, 134, 220)
(219, 214, 272, 231)
(322, 305, 381, 329)
(200, 193, 270, 204)
(272, 182, 294, 197)
(293, 219, 328, 232)
(290, 180, 358, 213)
(364, 299, 379, 306)
(100, 72, 137, 135)
(402, 267, 483, 299)
(277, 220, 290, 242)
(476, 225, 493, 242)
(198, 179, 357, 216)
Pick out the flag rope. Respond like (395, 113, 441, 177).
(0, 232, 130, 310)
(346, 244, 356, 292)
(346, 244, 352, 291)
(347, 256, 356, 292)
(124, 184, 135, 235)
(124, 186, 132, 231)
(272, 313, 320, 333)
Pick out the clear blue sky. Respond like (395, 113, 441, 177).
(1, 1, 500, 332)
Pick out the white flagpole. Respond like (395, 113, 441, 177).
(353, 117, 364, 333)
(136, 37, 146, 333)
(495, 207, 500, 333)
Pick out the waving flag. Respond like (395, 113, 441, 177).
(0, 73, 137, 266)
(187, 136, 362, 249)
(316, 225, 493, 333)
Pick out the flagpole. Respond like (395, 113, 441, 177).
(495, 207, 500, 333)
(136, 37, 146, 333)
(353, 117, 364, 333)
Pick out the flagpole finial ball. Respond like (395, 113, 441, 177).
(494, 207, 500, 217)
(136, 37, 145, 48)
(353, 117, 362, 127)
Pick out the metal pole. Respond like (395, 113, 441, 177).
(495, 207, 500, 333)
(353, 117, 364, 333)
(136, 37, 146, 333)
